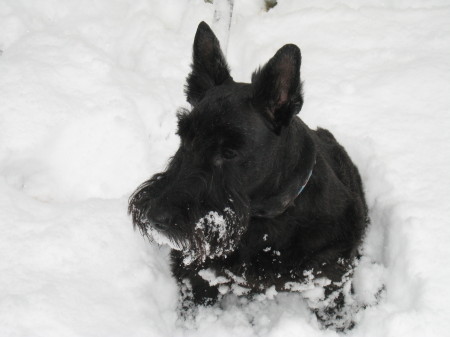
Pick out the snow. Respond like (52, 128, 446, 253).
(182, 207, 240, 265)
(1, 0, 450, 336)
(195, 211, 227, 238)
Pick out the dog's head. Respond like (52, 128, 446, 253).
(129, 22, 307, 265)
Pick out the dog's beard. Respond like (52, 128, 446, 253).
(144, 206, 247, 266)
(146, 226, 187, 251)
(182, 207, 244, 265)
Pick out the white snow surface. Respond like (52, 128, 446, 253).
(1, 0, 450, 336)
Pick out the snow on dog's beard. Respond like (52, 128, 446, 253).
(146, 206, 245, 265)
(182, 207, 245, 266)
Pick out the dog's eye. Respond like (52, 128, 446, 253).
(222, 148, 237, 160)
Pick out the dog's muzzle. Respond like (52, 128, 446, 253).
(144, 208, 172, 232)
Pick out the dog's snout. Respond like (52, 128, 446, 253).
(146, 209, 172, 231)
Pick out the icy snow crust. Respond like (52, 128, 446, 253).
(1, 0, 450, 336)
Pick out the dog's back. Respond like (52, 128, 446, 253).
(316, 127, 367, 206)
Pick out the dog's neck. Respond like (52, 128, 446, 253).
(283, 120, 317, 200)
(250, 119, 317, 218)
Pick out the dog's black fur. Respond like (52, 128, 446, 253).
(129, 22, 368, 329)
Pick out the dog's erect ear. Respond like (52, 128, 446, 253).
(252, 44, 303, 134)
(185, 22, 232, 105)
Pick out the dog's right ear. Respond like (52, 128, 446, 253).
(252, 44, 303, 134)
(185, 22, 232, 105)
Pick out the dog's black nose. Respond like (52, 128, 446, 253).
(146, 210, 171, 231)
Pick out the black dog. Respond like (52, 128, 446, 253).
(129, 22, 368, 329)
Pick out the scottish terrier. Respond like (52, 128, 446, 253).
(129, 21, 368, 330)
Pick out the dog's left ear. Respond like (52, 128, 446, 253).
(185, 22, 232, 105)
(252, 44, 303, 134)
